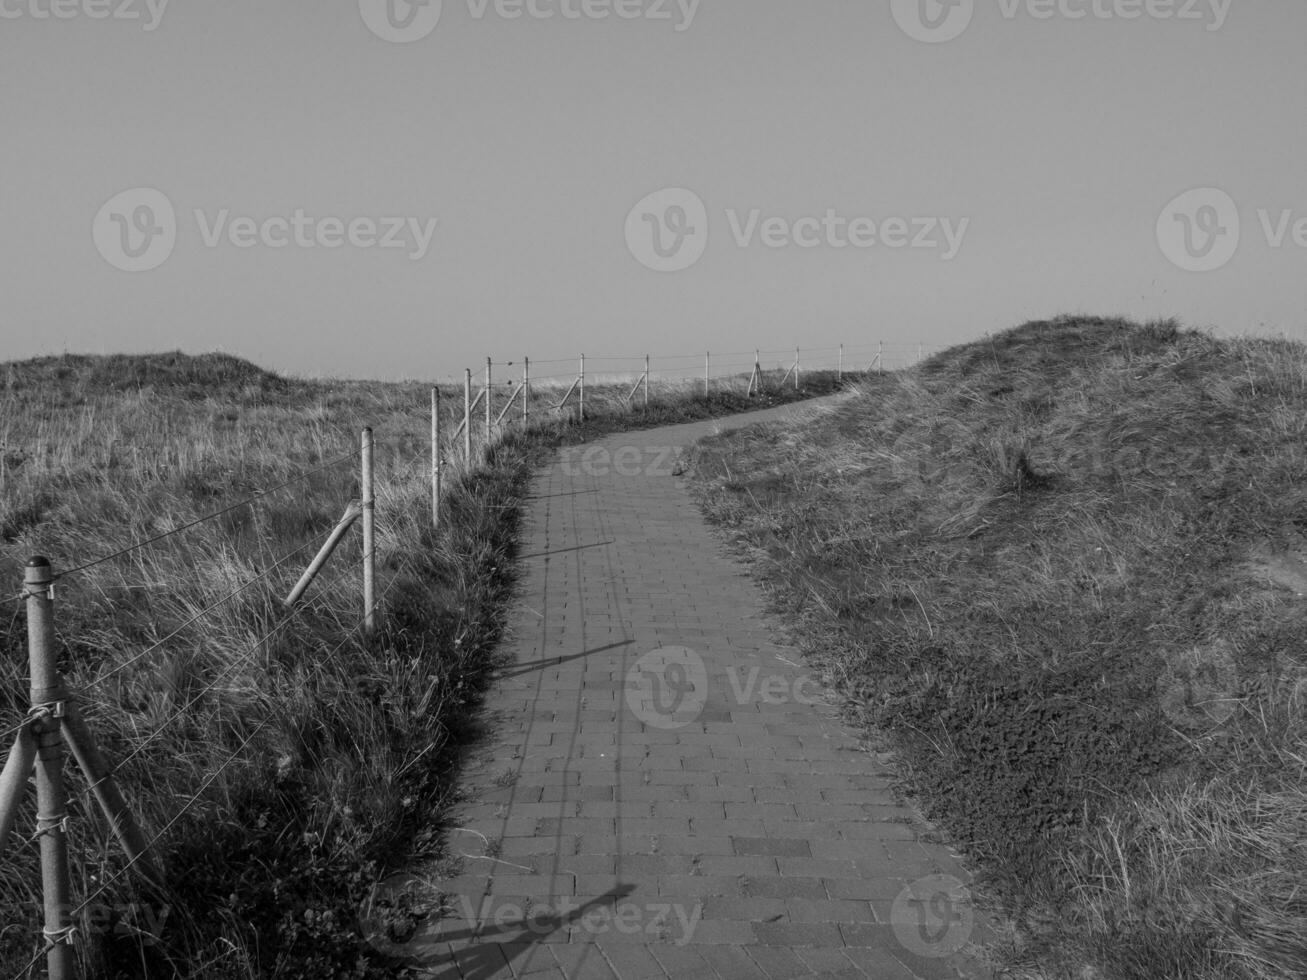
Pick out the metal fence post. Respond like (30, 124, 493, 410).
(431, 387, 441, 530)
(485, 358, 493, 447)
(26, 557, 74, 980)
(838, 344, 843, 383)
(361, 429, 375, 635)
(795, 347, 801, 390)
(579, 354, 585, 423)
(704, 352, 710, 397)
(644, 355, 650, 409)
(464, 369, 472, 463)
(878, 341, 884, 374)
(523, 357, 530, 428)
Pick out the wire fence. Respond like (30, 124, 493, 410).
(0, 336, 937, 978)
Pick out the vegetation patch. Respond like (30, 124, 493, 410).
(0, 352, 836, 978)
(687, 317, 1307, 980)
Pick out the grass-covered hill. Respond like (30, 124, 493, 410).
(0, 351, 539, 978)
(689, 317, 1307, 980)
(0, 350, 841, 978)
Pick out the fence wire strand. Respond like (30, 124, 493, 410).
(78, 525, 339, 694)
(53, 450, 360, 583)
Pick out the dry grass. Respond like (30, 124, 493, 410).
(688, 317, 1307, 980)
(0, 351, 841, 978)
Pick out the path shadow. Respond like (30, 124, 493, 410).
(495, 640, 634, 680)
(518, 541, 614, 560)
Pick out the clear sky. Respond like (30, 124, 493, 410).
(2, 0, 1303, 380)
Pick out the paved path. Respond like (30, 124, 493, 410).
(396, 400, 994, 979)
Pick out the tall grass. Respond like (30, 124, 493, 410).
(688, 317, 1307, 980)
(0, 351, 841, 978)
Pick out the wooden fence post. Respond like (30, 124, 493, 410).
(361, 429, 375, 635)
(795, 347, 801, 390)
(878, 341, 884, 374)
(579, 354, 585, 423)
(26, 557, 74, 980)
(838, 344, 843, 383)
(705, 352, 710, 397)
(431, 387, 441, 530)
(464, 369, 472, 463)
(644, 355, 650, 409)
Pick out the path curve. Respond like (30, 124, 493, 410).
(395, 399, 994, 979)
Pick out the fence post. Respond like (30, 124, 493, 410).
(464, 369, 472, 463)
(61, 704, 162, 891)
(644, 355, 650, 409)
(705, 352, 710, 398)
(579, 354, 585, 423)
(795, 347, 801, 390)
(485, 358, 493, 448)
(0, 724, 35, 856)
(431, 387, 441, 530)
(838, 344, 843, 383)
(878, 341, 884, 374)
(26, 557, 74, 980)
(918, 343, 923, 365)
(523, 357, 530, 428)
(361, 429, 375, 635)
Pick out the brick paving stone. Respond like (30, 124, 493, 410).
(427, 402, 995, 978)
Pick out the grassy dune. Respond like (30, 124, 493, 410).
(688, 317, 1307, 980)
(0, 352, 840, 978)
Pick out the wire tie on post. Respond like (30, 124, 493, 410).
(41, 924, 77, 947)
(31, 811, 71, 841)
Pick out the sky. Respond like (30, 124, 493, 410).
(2, 0, 1304, 381)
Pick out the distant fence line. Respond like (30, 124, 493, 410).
(0, 337, 935, 979)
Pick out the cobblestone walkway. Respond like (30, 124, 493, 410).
(381, 400, 995, 979)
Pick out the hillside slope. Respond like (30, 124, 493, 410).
(689, 317, 1307, 980)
